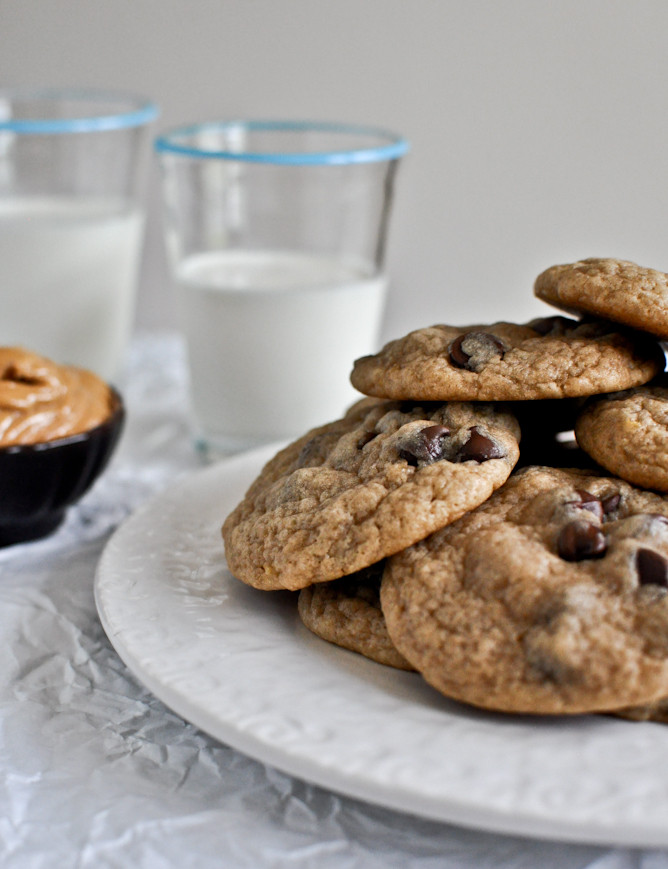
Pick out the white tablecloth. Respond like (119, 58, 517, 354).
(1, 332, 666, 869)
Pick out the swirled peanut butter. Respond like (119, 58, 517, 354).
(0, 347, 113, 447)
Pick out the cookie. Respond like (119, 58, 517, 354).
(222, 398, 520, 591)
(350, 316, 662, 402)
(298, 562, 413, 670)
(381, 466, 668, 715)
(575, 379, 668, 492)
(613, 698, 668, 723)
(534, 258, 668, 339)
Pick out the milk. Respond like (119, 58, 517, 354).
(0, 197, 144, 381)
(175, 249, 388, 452)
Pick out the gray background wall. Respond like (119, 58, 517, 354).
(3, 0, 668, 343)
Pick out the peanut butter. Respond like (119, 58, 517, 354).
(0, 347, 113, 447)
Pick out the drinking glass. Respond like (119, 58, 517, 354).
(155, 119, 408, 456)
(0, 88, 159, 381)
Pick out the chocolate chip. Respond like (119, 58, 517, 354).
(448, 335, 473, 368)
(636, 548, 668, 588)
(455, 426, 505, 463)
(567, 489, 604, 522)
(526, 647, 575, 685)
(557, 521, 607, 561)
(447, 332, 506, 372)
(399, 424, 451, 466)
(601, 492, 621, 515)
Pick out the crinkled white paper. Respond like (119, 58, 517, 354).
(0, 332, 666, 868)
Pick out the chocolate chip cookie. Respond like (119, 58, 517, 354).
(613, 698, 668, 723)
(575, 379, 668, 492)
(298, 562, 413, 670)
(381, 466, 668, 715)
(350, 317, 662, 401)
(534, 258, 668, 339)
(222, 398, 520, 591)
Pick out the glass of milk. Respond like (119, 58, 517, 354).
(155, 120, 408, 456)
(0, 88, 159, 382)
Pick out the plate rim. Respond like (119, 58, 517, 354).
(95, 445, 668, 849)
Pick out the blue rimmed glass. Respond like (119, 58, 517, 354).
(155, 119, 408, 456)
(0, 88, 159, 380)
(0, 88, 158, 135)
(155, 119, 408, 164)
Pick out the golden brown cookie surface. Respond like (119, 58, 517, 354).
(534, 257, 668, 339)
(381, 466, 668, 715)
(575, 380, 668, 492)
(222, 398, 520, 591)
(613, 698, 668, 723)
(298, 563, 413, 670)
(575, 379, 668, 492)
(350, 317, 662, 401)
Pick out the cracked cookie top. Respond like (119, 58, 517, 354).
(575, 378, 668, 492)
(298, 563, 413, 670)
(534, 257, 668, 339)
(222, 398, 520, 591)
(381, 466, 668, 715)
(350, 316, 662, 401)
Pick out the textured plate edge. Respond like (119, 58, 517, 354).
(94, 445, 668, 849)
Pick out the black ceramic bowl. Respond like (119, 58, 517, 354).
(0, 388, 125, 546)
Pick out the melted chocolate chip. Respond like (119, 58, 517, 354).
(447, 332, 506, 372)
(601, 492, 621, 515)
(455, 426, 505, 463)
(557, 521, 607, 561)
(399, 424, 451, 466)
(568, 489, 604, 522)
(448, 335, 473, 369)
(636, 548, 668, 588)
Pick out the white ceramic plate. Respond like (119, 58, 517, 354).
(95, 445, 668, 848)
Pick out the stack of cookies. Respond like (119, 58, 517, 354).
(223, 257, 668, 721)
